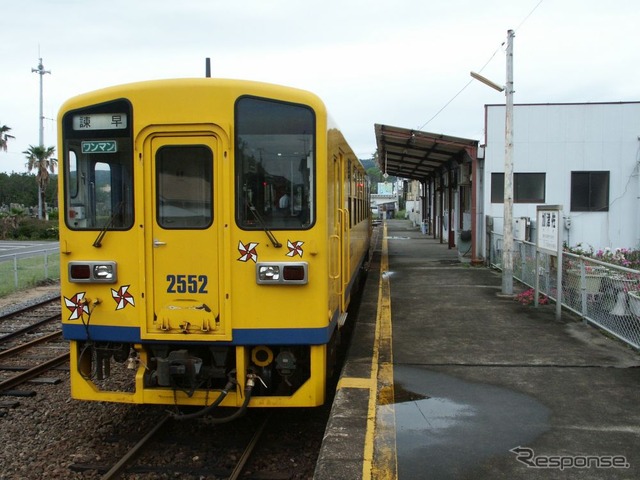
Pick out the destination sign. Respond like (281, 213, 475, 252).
(81, 140, 118, 154)
(73, 113, 127, 130)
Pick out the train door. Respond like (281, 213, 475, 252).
(144, 134, 226, 340)
(332, 153, 349, 314)
(341, 158, 351, 305)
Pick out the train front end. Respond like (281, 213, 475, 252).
(58, 79, 347, 410)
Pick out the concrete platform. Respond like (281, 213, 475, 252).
(315, 219, 640, 479)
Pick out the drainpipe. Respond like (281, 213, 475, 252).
(637, 146, 640, 247)
(448, 170, 455, 249)
(470, 145, 482, 265)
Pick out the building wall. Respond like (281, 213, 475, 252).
(482, 102, 640, 253)
(406, 180, 422, 226)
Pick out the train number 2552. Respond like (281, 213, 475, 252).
(166, 274, 208, 294)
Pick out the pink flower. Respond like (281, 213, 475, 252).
(515, 288, 549, 306)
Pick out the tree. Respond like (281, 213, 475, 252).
(23, 145, 57, 220)
(366, 166, 383, 192)
(0, 124, 15, 152)
(0, 172, 39, 206)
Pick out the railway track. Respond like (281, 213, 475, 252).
(91, 412, 272, 479)
(0, 297, 61, 342)
(0, 297, 68, 402)
(67, 407, 326, 479)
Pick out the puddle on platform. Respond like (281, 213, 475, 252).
(393, 383, 429, 403)
(388, 366, 550, 479)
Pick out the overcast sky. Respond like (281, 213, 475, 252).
(1, 0, 639, 174)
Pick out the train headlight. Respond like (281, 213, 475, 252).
(94, 264, 115, 281)
(256, 262, 308, 285)
(258, 265, 280, 281)
(69, 261, 117, 283)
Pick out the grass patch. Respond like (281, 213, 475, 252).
(0, 253, 60, 297)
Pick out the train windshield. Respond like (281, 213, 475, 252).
(235, 97, 315, 230)
(62, 100, 134, 231)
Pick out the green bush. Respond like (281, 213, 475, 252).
(11, 217, 59, 240)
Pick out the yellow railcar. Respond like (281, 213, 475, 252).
(57, 79, 370, 415)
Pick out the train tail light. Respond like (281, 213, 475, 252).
(256, 262, 308, 285)
(283, 265, 305, 281)
(69, 261, 117, 283)
(69, 264, 91, 280)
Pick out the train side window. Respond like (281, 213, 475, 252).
(67, 150, 79, 199)
(235, 96, 315, 230)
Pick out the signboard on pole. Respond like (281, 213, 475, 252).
(536, 205, 562, 255)
(535, 205, 563, 320)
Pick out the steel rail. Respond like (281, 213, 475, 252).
(100, 414, 172, 480)
(0, 330, 62, 359)
(229, 413, 270, 480)
(0, 352, 69, 392)
(0, 297, 60, 320)
(0, 314, 61, 344)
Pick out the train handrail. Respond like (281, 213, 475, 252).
(339, 208, 351, 292)
(329, 234, 340, 280)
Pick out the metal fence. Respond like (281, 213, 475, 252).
(490, 232, 640, 350)
(0, 248, 60, 297)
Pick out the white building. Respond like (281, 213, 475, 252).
(479, 102, 640, 256)
(375, 102, 640, 264)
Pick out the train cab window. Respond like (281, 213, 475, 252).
(62, 100, 134, 231)
(235, 96, 315, 230)
(62, 140, 134, 230)
(156, 145, 213, 229)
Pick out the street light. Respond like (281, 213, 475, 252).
(469, 71, 504, 93)
(471, 29, 515, 295)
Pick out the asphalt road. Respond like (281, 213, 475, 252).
(0, 240, 59, 260)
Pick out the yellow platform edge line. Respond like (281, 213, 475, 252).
(362, 220, 398, 480)
(337, 377, 375, 390)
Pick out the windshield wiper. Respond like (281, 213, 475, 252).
(93, 201, 124, 248)
(246, 200, 282, 248)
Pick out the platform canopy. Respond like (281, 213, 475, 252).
(374, 124, 478, 182)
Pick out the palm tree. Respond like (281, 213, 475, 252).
(23, 145, 57, 220)
(0, 124, 15, 152)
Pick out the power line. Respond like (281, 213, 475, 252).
(417, 0, 544, 131)
(514, 0, 544, 31)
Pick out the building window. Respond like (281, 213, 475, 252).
(491, 173, 546, 203)
(570, 171, 609, 212)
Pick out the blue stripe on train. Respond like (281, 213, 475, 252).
(61, 318, 338, 346)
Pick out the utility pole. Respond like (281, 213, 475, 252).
(31, 57, 51, 220)
(502, 29, 515, 296)
(469, 29, 515, 295)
